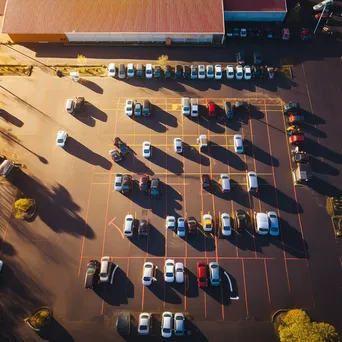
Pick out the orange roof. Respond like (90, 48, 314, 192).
(223, 0, 286, 12)
(2, 0, 225, 34)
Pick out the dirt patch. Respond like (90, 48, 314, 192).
(55, 65, 107, 77)
(0, 64, 33, 76)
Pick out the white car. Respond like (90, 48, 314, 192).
(221, 213, 232, 237)
(123, 214, 134, 237)
(114, 173, 123, 192)
(234, 134, 244, 153)
(127, 63, 134, 77)
(145, 64, 153, 79)
(203, 214, 213, 232)
(240, 28, 247, 38)
(166, 216, 176, 230)
(244, 65, 252, 80)
(174, 138, 183, 154)
(161, 312, 173, 338)
(0, 260, 3, 272)
(215, 64, 222, 79)
(236, 65, 243, 80)
(138, 313, 151, 335)
(125, 99, 134, 116)
(56, 130, 68, 147)
(142, 141, 151, 158)
(175, 262, 184, 283)
(226, 65, 234, 79)
(268, 211, 280, 236)
(164, 259, 175, 283)
(206, 65, 214, 79)
(198, 65, 205, 79)
(177, 217, 186, 237)
(142, 262, 154, 286)
(313, 0, 333, 11)
(107, 63, 116, 77)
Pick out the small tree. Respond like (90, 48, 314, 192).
(157, 55, 169, 67)
(278, 309, 340, 342)
(77, 54, 87, 65)
(14, 198, 35, 220)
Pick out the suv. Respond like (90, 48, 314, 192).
(175, 65, 182, 79)
(235, 209, 248, 233)
(224, 101, 233, 119)
(122, 175, 133, 195)
(154, 65, 162, 78)
(191, 65, 198, 79)
(134, 102, 142, 117)
(143, 100, 152, 116)
(150, 178, 160, 197)
(136, 64, 144, 78)
(138, 219, 149, 237)
(139, 174, 150, 192)
(187, 216, 197, 235)
(236, 50, 245, 65)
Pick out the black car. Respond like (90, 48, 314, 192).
(236, 50, 245, 65)
(136, 64, 144, 78)
(154, 65, 162, 78)
(175, 65, 182, 79)
(249, 29, 257, 38)
(113, 137, 128, 155)
(150, 178, 160, 197)
(110, 149, 123, 163)
(143, 99, 152, 116)
(202, 174, 212, 191)
(187, 216, 198, 235)
(234, 101, 249, 111)
(224, 101, 233, 119)
(84, 260, 100, 289)
(235, 210, 248, 233)
(183, 65, 190, 79)
(283, 102, 300, 114)
(164, 65, 172, 79)
(122, 175, 133, 195)
(134, 102, 142, 116)
(252, 65, 264, 79)
(138, 219, 149, 236)
(116, 312, 130, 336)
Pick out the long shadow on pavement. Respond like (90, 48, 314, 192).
(79, 79, 103, 94)
(37, 318, 74, 342)
(304, 137, 342, 164)
(244, 139, 279, 167)
(183, 142, 210, 166)
(0, 110, 24, 127)
(150, 146, 184, 174)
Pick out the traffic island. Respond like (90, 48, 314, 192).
(54, 65, 107, 77)
(24, 306, 53, 332)
(0, 65, 33, 76)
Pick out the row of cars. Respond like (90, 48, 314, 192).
(226, 27, 291, 40)
(108, 62, 274, 80)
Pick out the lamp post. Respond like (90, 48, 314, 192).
(314, 5, 327, 34)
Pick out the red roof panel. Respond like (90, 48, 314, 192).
(2, 0, 225, 34)
(223, 0, 286, 12)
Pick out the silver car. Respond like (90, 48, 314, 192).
(209, 262, 221, 286)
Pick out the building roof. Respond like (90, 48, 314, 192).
(2, 0, 225, 34)
(223, 0, 286, 12)
(0, 0, 6, 15)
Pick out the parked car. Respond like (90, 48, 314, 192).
(268, 211, 280, 236)
(209, 262, 221, 286)
(197, 261, 208, 287)
(174, 138, 183, 154)
(226, 28, 234, 37)
(206, 65, 214, 79)
(215, 64, 222, 79)
(142, 262, 154, 286)
(236, 50, 245, 65)
(164, 65, 172, 79)
(139, 174, 150, 192)
(198, 65, 205, 79)
(207, 101, 216, 117)
(221, 213, 232, 237)
(113, 137, 128, 156)
(127, 63, 135, 77)
(56, 130, 68, 147)
(161, 312, 173, 339)
(313, 0, 333, 11)
(287, 114, 305, 125)
(175, 263, 185, 283)
(177, 217, 186, 237)
(114, 173, 123, 192)
(266, 29, 273, 39)
(235, 65, 243, 80)
(119, 63, 125, 79)
(116, 312, 131, 336)
(300, 28, 310, 41)
(187, 216, 198, 235)
(175, 64, 182, 79)
(244, 65, 252, 80)
(234, 134, 244, 153)
(240, 28, 247, 38)
(191, 65, 198, 79)
(84, 260, 100, 289)
(166, 216, 176, 230)
(235, 101, 249, 111)
(138, 313, 151, 335)
(183, 65, 190, 79)
(164, 259, 175, 283)
(143, 99, 152, 116)
(253, 52, 262, 64)
(284, 102, 300, 114)
(203, 214, 213, 232)
(122, 175, 133, 195)
(226, 65, 234, 79)
(254, 212, 270, 235)
(233, 28, 240, 37)
(123, 214, 134, 237)
(236, 209, 248, 233)
(138, 219, 149, 236)
(225, 101, 233, 119)
(134, 102, 142, 116)
(150, 178, 160, 196)
(107, 63, 116, 77)
(202, 174, 212, 191)
(142, 141, 151, 158)
(252, 65, 264, 79)
(281, 28, 290, 40)
(109, 149, 123, 163)
(154, 65, 162, 78)
(125, 100, 134, 116)
(136, 64, 144, 78)
(145, 64, 153, 79)
(100, 256, 111, 283)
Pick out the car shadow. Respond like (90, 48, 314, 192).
(202, 141, 230, 165)
(185, 268, 199, 298)
(63, 137, 112, 170)
(304, 137, 342, 164)
(151, 146, 184, 173)
(186, 230, 205, 252)
(185, 319, 209, 341)
(225, 118, 242, 131)
(197, 112, 225, 135)
(94, 265, 134, 305)
(120, 153, 154, 175)
(230, 180, 250, 207)
(37, 317, 74, 342)
(84, 102, 108, 122)
(0, 110, 24, 127)
(244, 139, 279, 167)
(79, 78, 103, 94)
(183, 142, 210, 166)
(153, 105, 178, 128)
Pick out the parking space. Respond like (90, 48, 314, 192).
(75, 96, 316, 325)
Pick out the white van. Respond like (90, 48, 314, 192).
(191, 98, 199, 117)
(254, 212, 269, 235)
(182, 97, 190, 116)
(65, 99, 75, 114)
(99, 256, 111, 282)
(219, 174, 231, 192)
(247, 171, 258, 192)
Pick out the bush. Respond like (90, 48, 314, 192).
(77, 54, 87, 65)
(278, 309, 340, 342)
(158, 55, 169, 67)
(14, 198, 35, 220)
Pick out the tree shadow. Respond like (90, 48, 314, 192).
(311, 157, 340, 176)
(0, 110, 24, 127)
(304, 137, 342, 164)
(151, 146, 184, 174)
(63, 137, 112, 170)
(37, 318, 74, 342)
(79, 79, 103, 94)
(94, 265, 134, 306)
(244, 139, 279, 167)
(8, 169, 96, 239)
(183, 142, 210, 166)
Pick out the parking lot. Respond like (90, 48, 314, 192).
(0, 42, 341, 341)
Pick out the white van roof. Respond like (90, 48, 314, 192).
(256, 213, 268, 228)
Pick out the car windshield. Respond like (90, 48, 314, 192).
(216, 71, 222, 76)
(126, 218, 133, 222)
(100, 272, 107, 277)
(199, 71, 205, 75)
(163, 328, 171, 334)
(115, 182, 121, 186)
(140, 325, 147, 330)
(146, 69, 152, 74)
(128, 69, 133, 73)
(144, 149, 150, 154)
(166, 272, 173, 277)
(57, 139, 64, 143)
(211, 264, 219, 269)
(246, 71, 251, 76)
(178, 226, 185, 231)
(109, 68, 114, 72)
(87, 268, 95, 274)
(224, 226, 230, 230)
(200, 277, 206, 282)
(260, 228, 268, 232)
(271, 227, 278, 231)
(176, 268, 183, 272)
(143, 276, 151, 282)
(127, 106, 132, 111)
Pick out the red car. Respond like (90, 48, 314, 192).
(197, 262, 208, 287)
(207, 101, 216, 118)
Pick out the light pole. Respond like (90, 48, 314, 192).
(314, 4, 327, 35)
